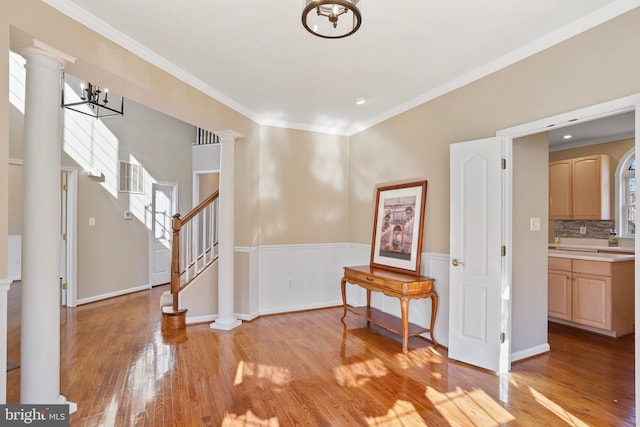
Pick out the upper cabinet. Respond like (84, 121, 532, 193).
(549, 155, 611, 220)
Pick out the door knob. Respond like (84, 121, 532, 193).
(452, 258, 463, 267)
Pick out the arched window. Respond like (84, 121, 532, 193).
(615, 148, 636, 237)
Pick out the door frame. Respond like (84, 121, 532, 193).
(149, 181, 178, 286)
(496, 93, 640, 416)
(192, 169, 220, 207)
(60, 166, 78, 307)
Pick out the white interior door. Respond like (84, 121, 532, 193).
(150, 183, 176, 286)
(449, 137, 510, 372)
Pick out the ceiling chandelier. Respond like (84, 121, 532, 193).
(61, 74, 124, 119)
(302, 0, 362, 39)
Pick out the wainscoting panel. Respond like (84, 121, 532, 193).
(258, 244, 350, 315)
(256, 243, 451, 348)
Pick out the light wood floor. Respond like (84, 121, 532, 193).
(6, 282, 635, 426)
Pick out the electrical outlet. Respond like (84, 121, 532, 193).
(579, 226, 587, 235)
(287, 279, 292, 286)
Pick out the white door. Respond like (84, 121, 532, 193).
(449, 137, 510, 372)
(149, 183, 176, 286)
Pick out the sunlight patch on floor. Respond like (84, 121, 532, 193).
(233, 361, 291, 388)
(425, 386, 515, 426)
(222, 410, 279, 426)
(529, 386, 589, 426)
(334, 358, 389, 387)
(101, 395, 120, 427)
(395, 346, 443, 370)
(365, 400, 426, 426)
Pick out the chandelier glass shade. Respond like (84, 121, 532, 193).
(61, 74, 124, 119)
(302, 0, 362, 39)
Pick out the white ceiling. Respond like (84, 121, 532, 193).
(548, 111, 636, 151)
(45, 0, 639, 136)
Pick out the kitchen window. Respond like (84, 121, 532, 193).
(616, 148, 636, 237)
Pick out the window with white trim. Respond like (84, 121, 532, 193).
(616, 148, 636, 237)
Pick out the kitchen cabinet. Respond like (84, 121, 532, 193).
(548, 256, 634, 337)
(548, 257, 572, 320)
(549, 155, 610, 220)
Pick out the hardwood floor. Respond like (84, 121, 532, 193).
(6, 282, 635, 426)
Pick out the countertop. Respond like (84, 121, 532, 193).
(548, 243, 634, 253)
(548, 249, 635, 262)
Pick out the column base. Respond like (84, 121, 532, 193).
(58, 395, 77, 414)
(210, 318, 242, 331)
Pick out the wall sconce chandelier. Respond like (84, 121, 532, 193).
(302, 0, 362, 39)
(61, 74, 124, 119)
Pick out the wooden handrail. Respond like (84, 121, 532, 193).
(170, 190, 219, 311)
(181, 190, 218, 223)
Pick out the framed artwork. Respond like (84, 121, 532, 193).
(370, 180, 428, 275)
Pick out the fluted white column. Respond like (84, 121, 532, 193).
(18, 42, 75, 411)
(211, 131, 242, 331)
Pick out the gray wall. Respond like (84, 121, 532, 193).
(512, 133, 550, 355)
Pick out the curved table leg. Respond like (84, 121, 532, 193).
(400, 297, 409, 353)
(340, 277, 347, 322)
(429, 293, 439, 347)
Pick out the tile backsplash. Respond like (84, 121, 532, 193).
(553, 220, 615, 239)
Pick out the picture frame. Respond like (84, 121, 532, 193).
(370, 180, 428, 275)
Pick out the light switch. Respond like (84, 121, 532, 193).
(529, 217, 541, 231)
(89, 217, 96, 226)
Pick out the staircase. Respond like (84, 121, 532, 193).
(161, 190, 219, 330)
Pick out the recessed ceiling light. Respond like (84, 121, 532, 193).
(354, 97, 367, 105)
(563, 134, 573, 140)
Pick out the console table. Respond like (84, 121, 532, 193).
(340, 265, 438, 353)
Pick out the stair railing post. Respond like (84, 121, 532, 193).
(171, 213, 183, 311)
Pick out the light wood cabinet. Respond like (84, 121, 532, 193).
(572, 272, 611, 329)
(548, 257, 634, 337)
(549, 155, 610, 220)
(548, 257, 572, 320)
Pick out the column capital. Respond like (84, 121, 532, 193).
(12, 38, 76, 68)
(0, 278, 11, 293)
(214, 129, 243, 143)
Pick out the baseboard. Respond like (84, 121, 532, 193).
(77, 284, 152, 305)
(185, 314, 217, 325)
(236, 311, 260, 322)
(258, 301, 343, 317)
(187, 305, 335, 325)
(511, 343, 550, 363)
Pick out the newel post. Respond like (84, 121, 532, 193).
(171, 213, 182, 311)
